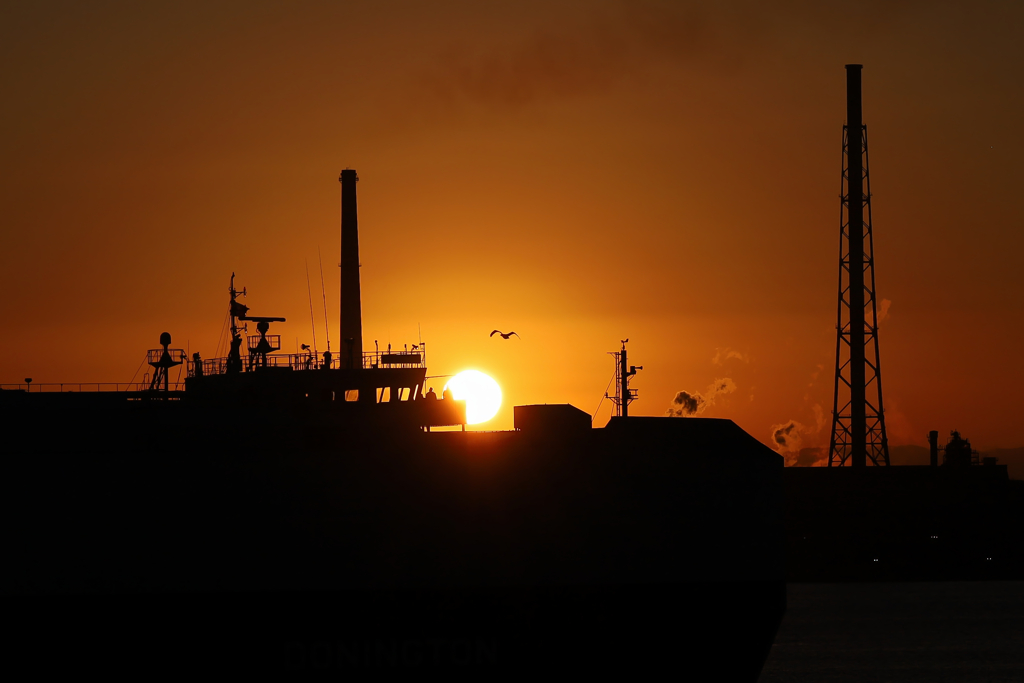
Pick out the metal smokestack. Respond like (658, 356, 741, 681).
(929, 430, 939, 467)
(827, 63, 890, 467)
(339, 169, 363, 369)
(846, 64, 867, 467)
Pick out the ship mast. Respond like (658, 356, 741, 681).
(607, 340, 642, 417)
(227, 273, 248, 374)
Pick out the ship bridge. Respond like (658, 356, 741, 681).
(185, 344, 464, 430)
(182, 169, 464, 430)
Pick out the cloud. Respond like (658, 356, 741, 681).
(771, 404, 828, 460)
(791, 447, 828, 467)
(418, 1, 931, 111)
(772, 416, 830, 465)
(667, 377, 736, 416)
(707, 378, 737, 397)
(812, 403, 827, 433)
(712, 347, 750, 365)
(668, 390, 704, 416)
(771, 420, 805, 453)
(421, 3, 725, 108)
(876, 298, 892, 324)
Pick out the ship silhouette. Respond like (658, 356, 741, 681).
(0, 170, 785, 677)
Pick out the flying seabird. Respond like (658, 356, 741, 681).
(490, 330, 520, 340)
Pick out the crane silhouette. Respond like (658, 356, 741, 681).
(490, 330, 520, 340)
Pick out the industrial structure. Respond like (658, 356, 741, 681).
(828, 64, 891, 467)
(607, 340, 642, 418)
(928, 429, 993, 468)
(781, 67, 1024, 586)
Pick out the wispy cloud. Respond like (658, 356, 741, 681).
(876, 298, 892, 324)
(771, 419, 805, 453)
(420, 2, 734, 109)
(667, 377, 737, 416)
(771, 403, 828, 462)
(712, 347, 750, 365)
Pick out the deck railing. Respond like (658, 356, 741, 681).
(246, 334, 281, 351)
(145, 349, 187, 365)
(362, 349, 425, 369)
(0, 382, 185, 393)
(189, 345, 427, 377)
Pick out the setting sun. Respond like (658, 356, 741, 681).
(444, 370, 502, 425)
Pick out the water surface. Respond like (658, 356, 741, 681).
(760, 582, 1024, 682)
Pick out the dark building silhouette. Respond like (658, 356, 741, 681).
(514, 403, 591, 434)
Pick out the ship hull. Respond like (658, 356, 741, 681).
(4, 581, 784, 675)
(0, 411, 785, 676)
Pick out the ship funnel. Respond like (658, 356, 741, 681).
(340, 169, 363, 369)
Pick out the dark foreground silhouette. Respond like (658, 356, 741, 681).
(0, 168, 787, 675)
(0, 411, 784, 676)
(784, 465, 1024, 581)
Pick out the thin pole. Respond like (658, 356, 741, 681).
(319, 247, 331, 352)
(620, 344, 628, 418)
(305, 259, 318, 357)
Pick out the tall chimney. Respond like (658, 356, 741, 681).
(929, 430, 939, 467)
(846, 64, 867, 467)
(827, 63, 890, 467)
(339, 169, 363, 369)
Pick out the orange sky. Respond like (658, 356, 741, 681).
(2, 1, 1023, 457)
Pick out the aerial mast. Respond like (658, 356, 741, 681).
(608, 340, 642, 418)
(227, 273, 248, 374)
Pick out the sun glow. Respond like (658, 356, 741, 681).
(444, 370, 502, 425)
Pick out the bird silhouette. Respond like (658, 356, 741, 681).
(490, 330, 520, 340)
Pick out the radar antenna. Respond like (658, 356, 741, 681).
(147, 332, 184, 392)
